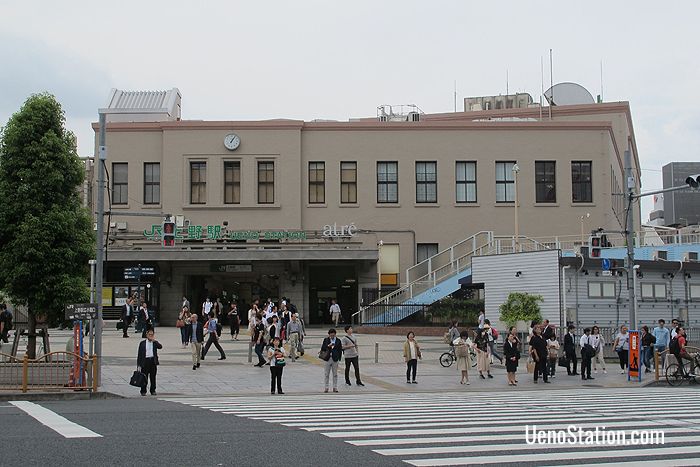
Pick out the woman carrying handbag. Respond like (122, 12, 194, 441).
(177, 307, 190, 348)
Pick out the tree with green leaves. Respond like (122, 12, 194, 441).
(0, 93, 93, 358)
(499, 292, 543, 327)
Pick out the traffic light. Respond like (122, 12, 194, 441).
(685, 174, 700, 189)
(162, 218, 176, 247)
(589, 235, 602, 258)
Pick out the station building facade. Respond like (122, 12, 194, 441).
(91, 89, 641, 325)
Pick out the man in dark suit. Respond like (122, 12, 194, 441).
(138, 302, 152, 338)
(542, 319, 555, 341)
(564, 324, 578, 376)
(137, 328, 162, 396)
(321, 328, 344, 393)
(121, 298, 134, 338)
(185, 313, 204, 370)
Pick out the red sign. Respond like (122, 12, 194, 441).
(628, 330, 641, 381)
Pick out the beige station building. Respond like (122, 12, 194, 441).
(90, 88, 641, 326)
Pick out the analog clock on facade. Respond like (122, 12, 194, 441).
(224, 133, 241, 150)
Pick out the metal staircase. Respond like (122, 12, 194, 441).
(355, 232, 555, 325)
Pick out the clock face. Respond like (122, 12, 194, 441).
(224, 133, 240, 150)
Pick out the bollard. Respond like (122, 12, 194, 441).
(92, 355, 98, 392)
(248, 342, 253, 363)
(654, 350, 659, 382)
(22, 354, 29, 393)
(375, 342, 379, 364)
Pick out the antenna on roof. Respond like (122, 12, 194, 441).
(599, 60, 604, 103)
(454, 80, 457, 112)
(506, 69, 509, 96)
(540, 56, 544, 120)
(549, 49, 553, 120)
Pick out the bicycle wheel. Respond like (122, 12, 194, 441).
(439, 352, 454, 368)
(666, 363, 684, 386)
(692, 362, 700, 385)
(470, 350, 477, 367)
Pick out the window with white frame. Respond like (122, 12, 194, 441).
(690, 284, 700, 299)
(495, 161, 516, 203)
(588, 281, 616, 298)
(456, 161, 477, 203)
(641, 283, 667, 299)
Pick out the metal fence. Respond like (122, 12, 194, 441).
(355, 303, 479, 327)
(0, 351, 97, 393)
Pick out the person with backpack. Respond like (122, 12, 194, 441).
(483, 319, 503, 364)
(445, 320, 460, 348)
(670, 327, 694, 376)
(474, 326, 492, 379)
(201, 311, 226, 361)
(453, 330, 472, 385)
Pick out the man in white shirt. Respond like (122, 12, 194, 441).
(330, 299, 341, 326)
(202, 298, 213, 317)
(579, 327, 595, 381)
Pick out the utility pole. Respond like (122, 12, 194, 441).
(624, 149, 698, 331)
(94, 112, 106, 387)
(624, 149, 637, 330)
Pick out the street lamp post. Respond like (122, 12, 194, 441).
(512, 164, 520, 252)
(94, 112, 107, 387)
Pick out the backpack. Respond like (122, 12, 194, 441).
(443, 331, 452, 345)
(455, 343, 469, 358)
(492, 328, 499, 339)
(670, 336, 680, 354)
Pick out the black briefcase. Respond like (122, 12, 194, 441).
(129, 370, 146, 387)
(116, 321, 124, 330)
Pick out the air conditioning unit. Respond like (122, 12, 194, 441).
(652, 250, 668, 261)
(378, 115, 388, 122)
(408, 112, 421, 122)
(109, 221, 117, 228)
(683, 251, 699, 262)
(116, 222, 128, 231)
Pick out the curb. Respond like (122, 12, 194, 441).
(0, 391, 125, 402)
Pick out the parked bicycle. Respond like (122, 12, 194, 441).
(665, 353, 700, 386)
(440, 346, 477, 368)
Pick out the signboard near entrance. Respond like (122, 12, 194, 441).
(211, 264, 253, 273)
(64, 303, 98, 320)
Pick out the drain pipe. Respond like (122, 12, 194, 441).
(562, 265, 570, 328)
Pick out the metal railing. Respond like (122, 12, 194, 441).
(0, 351, 97, 393)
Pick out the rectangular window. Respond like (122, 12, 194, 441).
(340, 162, 357, 204)
(641, 283, 667, 299)
(415, 161, 437, 203)
(190, 162, 206, 204)
(572, 161, 593, 203)
(588, 281, 616, 298)
(690, 284, 700, 299)
(143, 163, 160, 205)
(456, 161, 477, 203)
(377, 161, 398, 203)
(224, 161, 241, 204)
(417, 243, 439, 263)
(258, 161, 274, 204)
(495, 161, 516, 203)
(535, 161, 556, 203)
(308, 161, 325, 204)
(112, 163, 128, 205)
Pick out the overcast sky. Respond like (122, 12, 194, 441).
(1, 0, 698, 220)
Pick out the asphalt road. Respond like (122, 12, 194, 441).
(0, 397, 404, 467)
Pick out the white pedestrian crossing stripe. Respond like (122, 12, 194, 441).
(163, 387, 700, 466)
